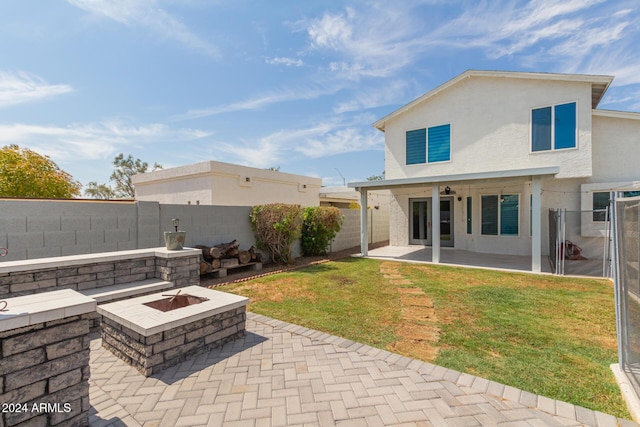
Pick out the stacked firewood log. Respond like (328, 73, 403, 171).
(196, 240, 263, 275)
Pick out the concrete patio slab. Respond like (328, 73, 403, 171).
(89, 312, 634, 426)
(363, 245, 608, 277)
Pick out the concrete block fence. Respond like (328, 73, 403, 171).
(0, 199, 389, 262)
(0, 200, 256, 262)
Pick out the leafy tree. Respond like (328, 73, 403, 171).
(366, 171, 385, 181)
(0, 145, 81, 198)
(85, 153, 162, 199)
(266, 166, 280, 171)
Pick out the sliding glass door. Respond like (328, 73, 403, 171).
(410, 197, 454, 247)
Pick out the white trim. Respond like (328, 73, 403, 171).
(349, 167, 559, 190)
(480, 193, 520, 237)
(529, 101, 578, 153)
(593, 109, 640, 121)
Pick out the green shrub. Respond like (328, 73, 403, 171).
(301, 206, 344, 256)
(250, 204, 302, 264)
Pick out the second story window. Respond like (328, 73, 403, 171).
(406, 124, 451, 165)
(531, 102, 576, 152)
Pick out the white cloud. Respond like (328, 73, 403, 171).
(293, 127, 382, 158)
(302, 0, 637, 83)
(265, 57, 304, 67)
(430, 0, 631, 65)
(333, 80, 413, 114)
(67, 0, 219, 58)
(0, 120, 210, 162)
(304, 4, 436, 80)
(0, 71, 73, 108)
(175, 85, 340, 120)
(208, 118, 383, 168)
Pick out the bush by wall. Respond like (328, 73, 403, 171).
(250, 203, 302, 264)
(301, 206, 344, 256)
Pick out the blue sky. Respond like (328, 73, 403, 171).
(1, 0, 639, 191)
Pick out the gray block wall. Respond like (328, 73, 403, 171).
(159, 205, 255, 249)
(0, 200, 389, 261)
(0, 200, 140, 261)
(330, 207, 390, 252)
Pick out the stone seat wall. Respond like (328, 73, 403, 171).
(0, 247, 201, 300)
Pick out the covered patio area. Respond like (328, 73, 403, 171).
(364, 245, 608, 277)
(349, 167, 560, 274)
(364, 245, 553, 273)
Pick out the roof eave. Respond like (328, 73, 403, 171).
(348, 166, 559, 191)
(372, 70, 615, 131)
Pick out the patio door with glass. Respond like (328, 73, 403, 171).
(410, 197, 454, 247)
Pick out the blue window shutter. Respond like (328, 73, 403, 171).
(406, 129, 426, 165)
(532, 107, 552, 151)
(481, 195, 498, 235)
(500, 195, 519, 236)
(428, 124, 450, 162)
(466, 196, 472, 234)
(554, 102, 576, 149)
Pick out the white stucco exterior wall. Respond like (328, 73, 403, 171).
(590, 113, 640, 183)
(384, 76, 594, 181)
(133, 161, 322, 207)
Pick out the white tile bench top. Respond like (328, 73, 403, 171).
(0, 247, 201, 274)
(80, 279, 174, 304)
(0, 289, 96, 332)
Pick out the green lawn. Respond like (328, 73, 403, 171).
(216, 257, 628, 418)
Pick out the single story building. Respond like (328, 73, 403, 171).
(132, 160, 322, 207)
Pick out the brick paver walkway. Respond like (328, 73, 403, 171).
(89, 313, 636, 427)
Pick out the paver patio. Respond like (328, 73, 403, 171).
(89, 312, 636, 427)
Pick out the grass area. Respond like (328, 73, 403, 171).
(220, 259, 401, 347)
(216, 257, 628, 418)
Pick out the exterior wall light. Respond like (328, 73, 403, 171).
(172, 218, 180, 232)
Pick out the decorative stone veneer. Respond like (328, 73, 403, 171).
(0, 289, 96, 427)
(98, 286, 248, 377)
(0, 248, 201, 299)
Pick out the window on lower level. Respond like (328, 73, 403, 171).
(593, 191, 640, 221)
(531, 102, 576, 152)
(481, 194, 519, 236)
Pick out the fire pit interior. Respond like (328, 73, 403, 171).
(97, 286, 249, 376)
(143, 290, 209, 312)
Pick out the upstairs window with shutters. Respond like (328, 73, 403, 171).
(406, 124, 451, 165)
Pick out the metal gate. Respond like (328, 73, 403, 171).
(548, 208, 612, 277)
(613, 195, 640, 397)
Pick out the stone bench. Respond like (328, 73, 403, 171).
(80, 278, 173, 304)
(0, 247, 202, 331)
(0, 247, 201, 299)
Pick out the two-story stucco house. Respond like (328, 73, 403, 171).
(349, 70, 640, 273)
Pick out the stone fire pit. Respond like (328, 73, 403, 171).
(97, 286, 249, 376)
